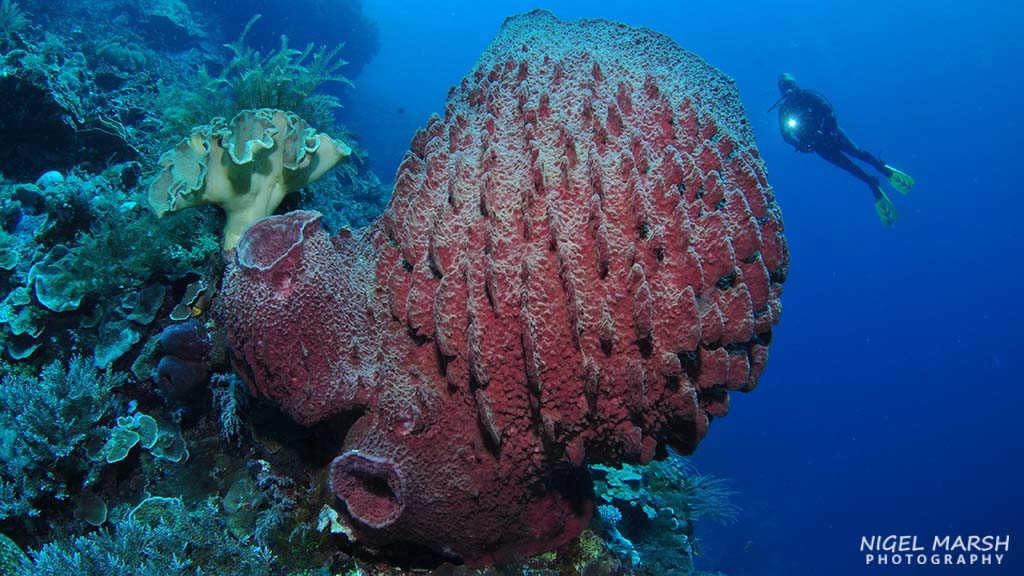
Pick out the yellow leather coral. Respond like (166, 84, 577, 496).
(148, 108, 351, 249)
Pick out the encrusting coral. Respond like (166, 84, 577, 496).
(148, 108, 351, 249)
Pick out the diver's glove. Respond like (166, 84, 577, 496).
(874, 191, 899, 226)
(885, 164, 915, 195)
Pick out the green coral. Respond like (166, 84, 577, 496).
(40, 172, 219, 301)
(592, 454, 739, 575)
(100, 412, 186, 464)
(26, 497, 276, 575)
(0, 356, 125, 519)
(0, 169, 218, 365)
(0, 286, 44, 337)
(102, 427, 140, 464)
(645, 457, 740, 526)
(222, 15, 351, 127)
(29, 244, 88, 312)
(0, 532, 27, 576)
(0, 0, 29, 48)
(93, 315, 140, 369)
(155, 14, 352, 140)
(94, 37, 147, 72)
(0, 228, 18, 270)
(148, 418, 188, 462)
(120, 412, 159, 449)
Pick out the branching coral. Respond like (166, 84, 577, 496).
(210, 373, 248, 445)
(26, 497, 276, 575)
(0, 356, 125, 519)
(0, 0, 30, 48)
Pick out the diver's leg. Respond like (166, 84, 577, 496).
(837, 128, 916, 194)
(816, 146, 881, 193)
(836, 128, 889, 175)
(816, 147, 898, 225)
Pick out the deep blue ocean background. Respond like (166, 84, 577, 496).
(171, 1, 1022, 573)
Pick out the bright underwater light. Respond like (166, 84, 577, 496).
(787, 117, 798, 129)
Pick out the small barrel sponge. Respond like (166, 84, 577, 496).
(148, 108, 352, 250)
(330, 452, 407, 529)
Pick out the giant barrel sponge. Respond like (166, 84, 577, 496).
(218, 10, 788, 566)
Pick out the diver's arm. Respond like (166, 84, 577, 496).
(781, 127, 812, 152)
(779, 93, 816, 152)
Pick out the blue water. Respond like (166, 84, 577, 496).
(330, 2, 1021, 574)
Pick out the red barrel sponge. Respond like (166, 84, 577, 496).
(219, 9, 788, 566)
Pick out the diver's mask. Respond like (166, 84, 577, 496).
(767, 73, 798, 113)
(777, 73, 798, 97)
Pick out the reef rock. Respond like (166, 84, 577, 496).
(218, 10, 788, 566)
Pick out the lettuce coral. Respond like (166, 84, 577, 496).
(148, 108, 351, 249)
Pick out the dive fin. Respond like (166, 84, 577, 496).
(885, 164, 915, 195)
(874, 191, 899, 226)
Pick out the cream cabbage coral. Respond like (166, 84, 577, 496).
(148, 108, 350, 249)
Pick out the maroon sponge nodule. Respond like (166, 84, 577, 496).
(218, 9, 788, 567)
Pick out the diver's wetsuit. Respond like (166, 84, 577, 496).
(778, 89, 892, 199)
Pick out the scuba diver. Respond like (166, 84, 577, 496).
(769, 73, 915, 225)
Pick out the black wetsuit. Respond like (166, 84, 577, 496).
(778, 89, 891, 199)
